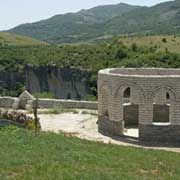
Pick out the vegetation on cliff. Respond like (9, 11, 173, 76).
(1, 35, 180, 97)
(1, 35, 180, 69)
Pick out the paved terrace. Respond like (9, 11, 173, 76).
(36, 110, 180, 153)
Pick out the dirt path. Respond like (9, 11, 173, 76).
(38, 112, 180, 153)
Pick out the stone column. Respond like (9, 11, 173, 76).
(139, 98, 153, 125)
(139, 98, 153, 141)
(170, 100, 180, 125)
(100, 95, 124, 136)
(98, 86, 109, 116)
(111, 97, 123, 122)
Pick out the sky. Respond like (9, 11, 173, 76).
(0, 0, 173, 30)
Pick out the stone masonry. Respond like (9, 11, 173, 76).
(12, 90, 34, 110)
(0, 96, 98, 110)
(98, 68, 180, 143)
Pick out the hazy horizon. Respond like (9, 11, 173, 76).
(0, 0, 173, 31)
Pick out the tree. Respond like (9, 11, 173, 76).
(115, 48, 127, 60)
(131, 43, 138, 52)
(162, 38, 167, 43)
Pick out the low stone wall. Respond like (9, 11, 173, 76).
(0, 97, 16, 108)
(0, 97, 98, 110)
(139, 124, 180, 143)
(98, 115, 123, 136)
(38, 99, 98, 110)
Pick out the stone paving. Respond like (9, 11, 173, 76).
(38, 111, 180, 153)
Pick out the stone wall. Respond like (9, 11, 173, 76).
(139, 124, 180, 143)
(0, 97, 98, 110)
(38, 99, 97, 110)
(0, 97, 17, 108)
(98, 115, 123, 136)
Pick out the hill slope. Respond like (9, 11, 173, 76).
(8, 3, 140, 44)
(8, 1, 180, 44)
(0, 32, 47, 46)
(102, 0, 180, 36)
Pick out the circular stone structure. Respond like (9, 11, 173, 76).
(98, 68, 180, 143)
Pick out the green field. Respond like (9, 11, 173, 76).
(117, 35, 180, 53)
(0, 32, 47, 46)
(0, 127, 180, 180)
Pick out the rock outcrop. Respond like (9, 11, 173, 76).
(0, 66, 92, 100)
(25, 66, 92, 100)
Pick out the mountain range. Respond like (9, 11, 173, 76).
(8, 0, 180, 44)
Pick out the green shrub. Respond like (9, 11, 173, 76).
(83, 95, 97, 101)
(162, 38, 167, 43)
(131, 43, 138, 52)
(115, 48, 127, 60)
(33, 92, 55, 99)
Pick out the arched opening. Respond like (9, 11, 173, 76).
(153, 90, 171, 124)
(166, 92, 170, 100)
(122, 87, 139, 138)
(123, 104, 139, 127)
(123, 87, 131, 98)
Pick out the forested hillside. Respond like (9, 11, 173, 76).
(9, 3, 139, 44)
(9, 0, 180, 44)
(102, 0, 180, 36)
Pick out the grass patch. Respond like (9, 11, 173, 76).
(0, 32, 47, 46)
(0, 128, 180, 179)
(33, 92, 55, 99)
(118, 35, 180, 53)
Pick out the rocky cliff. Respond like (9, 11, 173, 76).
(0, 66, 92, 100)
(0, 71, 25, 96)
